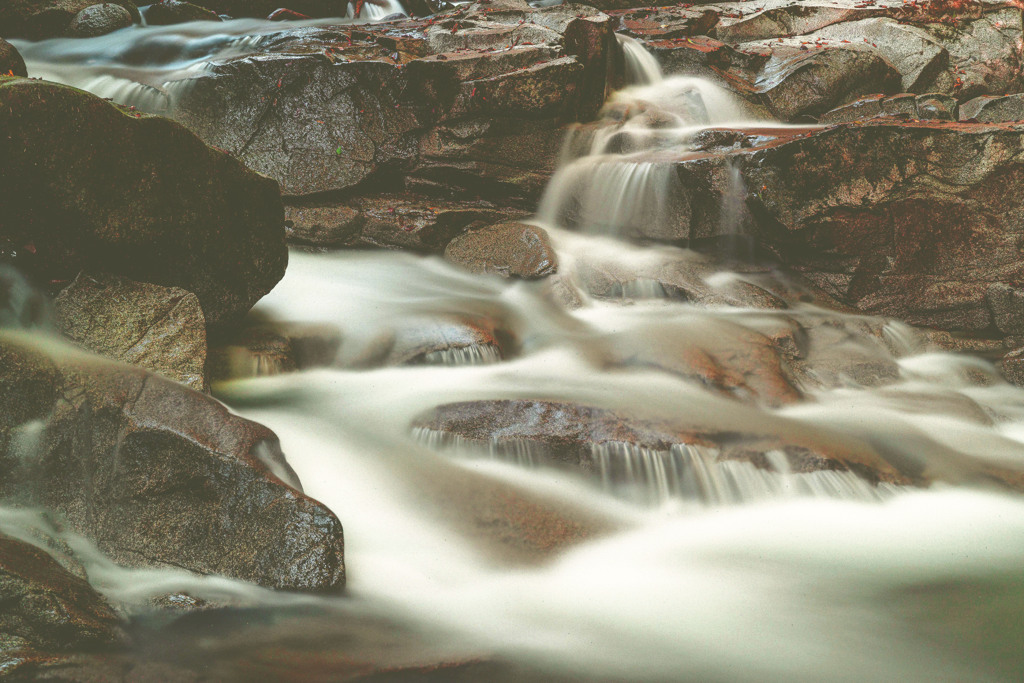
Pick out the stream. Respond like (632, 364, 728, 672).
(9, 10, 1024, 682)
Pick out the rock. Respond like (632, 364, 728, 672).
(0, 0, 138, 39)
(961, 94, 1024, 122)
(0, 534, 125, 666)
(54, 272, 208, 392)
(0, 39, 27, 78)
(567, 119, 1024, 334)
(412, 399, 910, 486)
(444, 221, 558, 279)
(266, 7, 309, 21)
(285, 194, 529, 252)
(1000, 346, 1024, 386)
(186, 0, 351, 19)
(0, 334, 345, 593)
(144, 0, 220, 24)
(916, 93, 957, 120)
(169, 1, 620, 202)
(65, 3, 133, 36)
(819, 92, 959, 123)
(0, 77, 286, 325)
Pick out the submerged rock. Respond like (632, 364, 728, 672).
(0, 77, 286, 325)
(0, 533, 125, 669)
(54, 272, 208, 392)
(0, 334, 345, 593)
(444, 221, 558, 279)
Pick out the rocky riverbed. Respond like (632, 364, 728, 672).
(3, 0, 1024, 680)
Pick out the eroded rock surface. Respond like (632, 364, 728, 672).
(0, 334, 345, 592)
(444, 221, 558, 279)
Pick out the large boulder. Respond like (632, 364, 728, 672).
(444, 221, 558, 279)
(0, 39, 27, 77)
(143, 0, 220, 25)
(54, 272, 208, 392)
(0, 533, 125, 669)
(65, 2, 133, 37)
(0, 77, 286, 325)
(0, 334, 346, 592)
(0, 0, 138, 39)
(169, 0, 621, 202)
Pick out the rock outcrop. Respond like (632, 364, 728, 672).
(0, 334, 345, 592)
(0, 77, 287, 325)
(169, 0, 621, 203)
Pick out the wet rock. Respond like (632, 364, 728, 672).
(0, 77, 286, 325)
(266, 7, 309, 21)
(285, 194, 529, 252)
(0, 39, 27, 78)
(65, 2, 133, 36)
(820, 92, 959, 123)
(412, 399, 909, 485)
(1000, 346, 1024, 386)
(144, 0, 220, 24)
(444, 221, 558, 279)
(0, 534, 125, 667)
(0, 0, 138, 39)
(187, 0, 351, 19)
(916, 93, 957, 120)
(54, 272, 208, 392)
(170, 1, 620, 202)
(961, 94, 1024, 122)
(0, 334, 346, 593)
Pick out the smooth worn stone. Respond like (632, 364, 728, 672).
(0, 77, 286, 325)
(144, 0, 220, 24)
(960, 94, 1024, 122)
(170, 1, 620, 202)
(0, 334, 346, 593)
(0, 39, 27, 77)
(0, 0, 138, 39)
(65, 3, 133, 36)
(54, 272, 208, 392)
(0, 533, 125, 667)
(444, 221, 558, 279)
(916, 93, 957, 120)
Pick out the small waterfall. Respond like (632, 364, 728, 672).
(719, 159, 754, 261)
(420, 343, 502, 366)
(617, 34, 663, 86)
(411, 427, 542, 468)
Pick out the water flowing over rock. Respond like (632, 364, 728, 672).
(0, 0, 138, 39)
(0, 533, 126, 669)
(168, 0, 621, 201)
(54, 272, 209, 392)
(0, 77, 287, 325)
(0, 334, 346, 592)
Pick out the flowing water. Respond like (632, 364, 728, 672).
(7, 18, 1024, 683)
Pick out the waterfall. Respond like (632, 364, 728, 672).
(617, 34, 663, 86)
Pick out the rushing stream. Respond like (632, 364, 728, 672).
(8, 14, 1024, 683)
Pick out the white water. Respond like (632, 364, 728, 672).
(5, 25, 1024, 683)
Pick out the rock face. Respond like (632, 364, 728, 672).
(961, 94, 1024, 122)
(54, 272, 208, 392)
(65, 2, 133, 36)
(0, 39, 27, 78)
(0, 0, 138, 39)
(0, 77, 286, 325)
(444, 221, 558, 279)
(0, 334, 346, 592)
(143, 0, 220, 24)
(170, 0, 621, 202)
(617, 0, 1024, 121)
(0, 534, 125, 661)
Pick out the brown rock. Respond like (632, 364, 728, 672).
(0, 0, 138, 39)
(0, 39, 27, 78)
(444, 221, 558, 279)
(54, 272, 208, 392)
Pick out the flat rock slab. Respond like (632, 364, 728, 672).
(0, 77, 286, 325)
(55, 272, 208, 392)
(0, 334, 345, 593)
